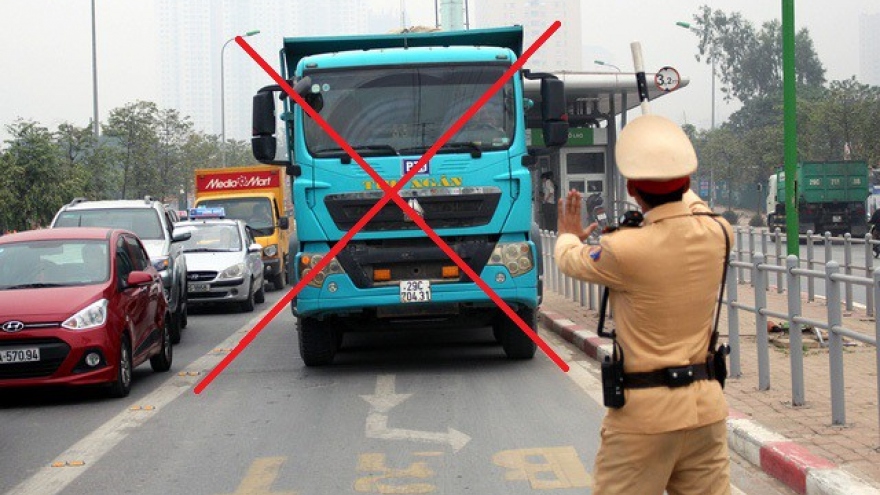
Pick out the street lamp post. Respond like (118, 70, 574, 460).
(221, 29, 260, 166)
(676, 21, 716, 208)
(91, 0, 99, 137)
(593, 60, 620, 72)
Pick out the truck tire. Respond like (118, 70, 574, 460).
(298, 317, 336, 366)
(272, 269, 286, 291)
(495, 307, 537, 360)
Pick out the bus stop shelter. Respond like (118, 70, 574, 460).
(524, 71, 689, 230)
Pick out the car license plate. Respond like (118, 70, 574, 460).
(0, 347, 40, 364)
(832, 215, 843, 223)
(400, 280, 431, 303)
(189, 283, 210, 292)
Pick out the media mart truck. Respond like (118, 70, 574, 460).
(249, 26, 568, 365)
(193, 165, 293, 290)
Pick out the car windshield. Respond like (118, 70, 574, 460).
(196, 198, 275, 237)
(303, 63, 515, 156)
(54, 208, 165, 240)
(180, 224, 242, 252)
(0, 240, 109, 289)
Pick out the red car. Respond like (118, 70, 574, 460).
(0, 227, 172, 398)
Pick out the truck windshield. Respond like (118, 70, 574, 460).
(197, 198, 275, 237)
(303, 64, 515, 157)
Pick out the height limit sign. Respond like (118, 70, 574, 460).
(654, 66, 681, 92)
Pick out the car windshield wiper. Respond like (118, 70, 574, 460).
(3, 283, 67, 290)
(313, 145, 399, 162)
(184, 248, 231, 253)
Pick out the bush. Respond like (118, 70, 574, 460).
(749, 213, 765, 227)
(721, 210, 740, 225)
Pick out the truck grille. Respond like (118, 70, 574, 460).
(335, 236, 497, 289)
(325, 187, 501, 232)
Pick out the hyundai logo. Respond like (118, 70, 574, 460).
(1, 321, 25, 333)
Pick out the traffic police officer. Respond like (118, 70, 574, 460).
(555, 114, 733, 495)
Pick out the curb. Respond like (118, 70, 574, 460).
(538, 309, 880, 495)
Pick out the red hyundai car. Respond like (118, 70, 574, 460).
(0, 227, 172, 398)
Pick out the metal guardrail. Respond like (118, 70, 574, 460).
(540, 227, 880, 443)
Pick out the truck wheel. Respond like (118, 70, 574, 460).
(495, 307, 537, 360)
(298, 317, 336, 366)
(272, 270, 286, 291)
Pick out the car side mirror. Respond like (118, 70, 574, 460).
(126, 271, 154, 287)
(172, 230, 192, 243)
(278, 217, 290, 230)
(249, 243, 263, 254)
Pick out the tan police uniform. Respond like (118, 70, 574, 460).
(554, 115, 733, 495)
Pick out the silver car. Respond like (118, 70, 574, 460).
(175, 218, 265, 312)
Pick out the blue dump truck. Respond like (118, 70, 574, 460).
(767, 160, 870, 237)
(250, 27, 568, 365)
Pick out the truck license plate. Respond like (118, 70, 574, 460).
(189, 283, 210, 292)
(0, 347, 40, 364)
(400, 280, 431, 303)
(832, 215, 842, 223)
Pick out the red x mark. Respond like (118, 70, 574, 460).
(195, 22, 568, 394)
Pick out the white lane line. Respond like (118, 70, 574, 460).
(7, 310, 270, 495)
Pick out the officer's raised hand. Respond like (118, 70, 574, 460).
(557, 189, 596, 241)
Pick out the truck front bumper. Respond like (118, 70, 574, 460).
(294, 266, 538, 320)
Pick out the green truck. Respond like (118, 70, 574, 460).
(766, 160, 870, 237)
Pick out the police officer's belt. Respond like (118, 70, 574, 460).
(623, 362, 713, 389)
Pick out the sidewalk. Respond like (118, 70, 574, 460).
(538, 280, 880, 495)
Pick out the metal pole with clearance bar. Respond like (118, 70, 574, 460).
(630, 41, 652, 115)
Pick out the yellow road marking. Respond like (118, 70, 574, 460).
(354, 453, 436, 494)
(217, 456, 298, 495)
(492, 446, 591, 489)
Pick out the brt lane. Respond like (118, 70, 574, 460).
(2, 289, 793, 494)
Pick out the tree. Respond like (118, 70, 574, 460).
(103, 101, 160, 199)
(155, 108, 193, 202)
(0, 121, 74, 229)
(689, 6, 826, 106)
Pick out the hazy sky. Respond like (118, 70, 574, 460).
(2, 0, 879, 143)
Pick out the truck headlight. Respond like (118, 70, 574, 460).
(487, 242, 533, 277)
(219, 263, 245, 280)
(300, 253, 345, 287)
(62, 299, 108, 330)
(263, 244, 278, 257)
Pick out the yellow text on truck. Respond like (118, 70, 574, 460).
(194, 165, 292, 290)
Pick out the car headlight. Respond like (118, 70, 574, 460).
(299, 253, 345, 288)
(487, 242, 534, 277)
(62, 299, 108, 330)
(219, 263, 245, 280)
(152, 256, 170, 272)
(263, 244, 278, 257)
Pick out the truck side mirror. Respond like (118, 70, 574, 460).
(278, 217, 290, 230)
(540, 78, 568, 147)
(252, 91, 278, 163)
(253, 91, 276, 136)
